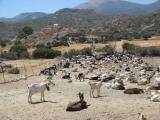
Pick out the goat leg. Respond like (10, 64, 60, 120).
(92, 89, 95, 98)
(90, 89, 92, 98)
(41, 92, 43, 102)
(43, 92, 45, 102)
(28, 95, 30, 103)
(97, 88, 100, 97)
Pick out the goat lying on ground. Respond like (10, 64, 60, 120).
(150, 90, 160, 102)
(146, 84, 160, 92)
(66, 92, 87, 111)
(62, 73, 71, 80)
(124, 88, 144, 94)
(28, 80, 55, 104)
(88, 79, 103, 98)
(137, 77, 150, 85)
(111, 78, 125, 90)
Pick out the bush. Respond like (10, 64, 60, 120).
(103, 45, 114, 55)
(8, 67, 20, 74)
(0, 40, 7, 47)
(32, 47, 61, 59)
(96, 45, 114, 55)
(9, 44, 29, 59)
(14, 40, 22, 45)
(35, 41, 70, 49)
(17, 26, 33, 39)
(95, 48, 105, 52)
(64, 49, 79, 59)
(64, 47, 92, 58)
(80, 48, 93, 56)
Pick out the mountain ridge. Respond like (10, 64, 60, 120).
(76, 0, 160, 15)
(0, 12, 48, 23)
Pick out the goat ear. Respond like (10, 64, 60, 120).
(46, 84, 50, 91)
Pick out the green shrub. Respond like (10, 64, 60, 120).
(9, 44, 29, 59)
(36, 44, 46, 48)
(103, 45, 114, 55)
(64, 47, 92, 58)
(32, 47, 61, 59)
(0, 40, 7, 47)
(14, 40, 22, 45)
(95, 48, 105, 52)
(0, 43, 29, 60)
(17, 26, 33, 39)
(64, 49, 79, 59)
(80, 48, 92, 56)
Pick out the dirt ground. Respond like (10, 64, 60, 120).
(0, 57, 160, 120)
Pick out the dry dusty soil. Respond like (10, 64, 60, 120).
(0, 58, 160, 120)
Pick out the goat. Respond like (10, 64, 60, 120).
(112, 79, 125, 90)
(124, 88, 144, 94)
(88, 79, 103, 98)
(66, 92, 87, 111)
(62, 73, 71, 80)
(149, 90, 160, 102)
(28, 80, 55, 104)
(74, 73, 85, 82)
(146, 84, 160, 92)
(137, 77, 150, 85)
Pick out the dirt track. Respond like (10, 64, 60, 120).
(0, 67, 160, 120)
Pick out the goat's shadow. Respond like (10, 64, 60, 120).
(31, 101, 58, 104)
(92, 95, 107, 98)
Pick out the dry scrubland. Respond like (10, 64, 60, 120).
(0, 37, 160, 120)
(0, 59, 57, 83)
(0, 58, 160, 120)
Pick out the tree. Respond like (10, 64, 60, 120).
(17, 26, 33, 39)
(0, 40, 7, 47)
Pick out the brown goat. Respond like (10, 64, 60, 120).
(66, 92, 87, 111)
(124, 88, 144, 94)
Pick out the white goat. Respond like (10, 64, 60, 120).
(28, 80, 55, 103)
(88, 79, 103, 98)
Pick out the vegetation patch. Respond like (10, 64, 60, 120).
(64, 47, 92, 59)
(123, 43, 160, 56)
(32, 47, 61, 59)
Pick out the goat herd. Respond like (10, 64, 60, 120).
(27, 53, 160, 119)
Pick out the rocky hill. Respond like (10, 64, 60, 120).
(76, 0, 160, 16)
(1, 7, 160, 41)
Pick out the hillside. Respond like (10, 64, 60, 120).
(0, 12, 48, 23)
(23, 26, 78, 46)
(76, 0, 160, 16)
(22, 9, 109, 31)
(1, 8, 160, 41)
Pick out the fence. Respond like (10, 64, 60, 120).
(0, 59, 58, 84)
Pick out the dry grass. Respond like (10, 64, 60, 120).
(52, 44, 91, 53)
(1, 36, 160, 55)
(128, 36, 160, 47)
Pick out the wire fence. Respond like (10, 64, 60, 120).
(0, 59, 58, 84)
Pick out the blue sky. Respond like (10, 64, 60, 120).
(0, 0, 158, 18)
